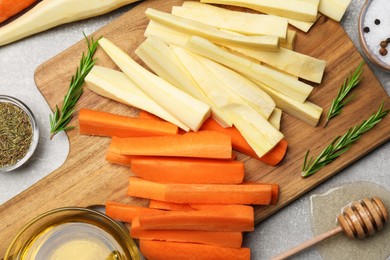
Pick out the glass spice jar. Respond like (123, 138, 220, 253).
(0, 95, 39, 172)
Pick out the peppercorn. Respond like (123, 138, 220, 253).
(379, 48, 388, 56)
(363, 27, 370, 33)
(374, 19, 380, 25)
(380, 41, 388, 48)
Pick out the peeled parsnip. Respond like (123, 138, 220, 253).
(98, 37, 211, 132)
(135, 36, 233, 128)
(0, 0, 141, 46)
(145, 8, 280, 51)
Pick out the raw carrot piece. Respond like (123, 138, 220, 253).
(200, 118, 287, 165)
(79, 109, 178, 137)
(261, 139, 288, 166)
(0, 0, 36, 23)
(262, 183, 279, 205)
(149, 200, 195, 211)
(105, 201, 161, 223)
(130, 157, 244, 184)
(105, 150, 133, 166)
(140, 240, 251, 260)
(138, 204, 254, 232)
(128, 177, 272, 205)
(138, 110, 162, 121)
(165, 182, 272, 205)
(128, 178, 166, 201)
(139, 110, 189, 135)
(118, 130, 232, 159)
(131, 217, 243, 248)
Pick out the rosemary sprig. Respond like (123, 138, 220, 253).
(302, 102, 389, 177)
(324, 61, 364, 127)
(49, 34, 100, 139)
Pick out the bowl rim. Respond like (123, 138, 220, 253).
(358, 0, 390, 72)
(5, 206, 141, 259)
(0, 95, 39, 172)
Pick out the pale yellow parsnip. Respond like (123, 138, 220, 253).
(98, 37, 211, 132)
(200, 0, 319, 22)
(318, 0, 352, 22)
(225, 45, 326, 83)
(145, 8, 279, 51)
(0, 0, 141, 46)
(185, 36, 314, 103)
(85, 66, 190, 131)
(251, 79, 323, 127)
(135, 37, 233, 127)
(269, 108, 282, 130)
(172, 3, 287, 40)
(172, 46, 283, 157)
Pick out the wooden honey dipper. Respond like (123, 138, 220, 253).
(272, 197, 389, 260)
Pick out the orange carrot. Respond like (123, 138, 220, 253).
(140, 240, 251, 260)
(200, 118, 288, 165)
(130, 157, 244, 184)
(138, 110, 188, 134)
(128, 177, 167, 201)
(79, 109, 178, 137)
(105, 150, 133, 166)
(117, 130, 232, 159)
(0, 0, 36, 23)
(149, 200, 195, 211)
(128, 177, 272, 205)
(138, 110, 162, 121)
(105, 201, 161, 223)
(138, 204, 254, 232)
(131, 217, 243, 248)
(261, 183, 279, 205)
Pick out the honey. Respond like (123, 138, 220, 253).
(5, 208, 140, 260)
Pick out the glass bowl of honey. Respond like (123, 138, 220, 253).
(4, 207, 141, 260)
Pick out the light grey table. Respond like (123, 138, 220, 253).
(0, 1, 389, 259)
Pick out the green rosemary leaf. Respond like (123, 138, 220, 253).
(50, 34, 101, 140)
(302, 102, 388, 177)
(324, 61, 364, 127)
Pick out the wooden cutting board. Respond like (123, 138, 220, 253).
(1, 0, 390, 255)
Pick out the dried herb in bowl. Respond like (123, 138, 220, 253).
(0, 102, 33, 168)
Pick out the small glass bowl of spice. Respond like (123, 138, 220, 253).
(0, 95, 39, 172)
(358, 0, 390, 71)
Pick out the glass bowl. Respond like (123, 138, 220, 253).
(4, 207, 141, 260)
(358, 0, 390, 72)
(0, 95, 39, 172)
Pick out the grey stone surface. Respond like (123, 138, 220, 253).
(0, 1, 389, 259)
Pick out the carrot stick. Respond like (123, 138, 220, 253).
(259, 183, 279, 205)
(128, 177, 273, 205)
(149, 200, 195, 211)
(117, 130, 232, 159)
(131, 217, 243, 248)
(0, 0, 36, 23)
(139, 110, 191, 135)
(105, 201, 161, 223)
(127, 177, 167, 202)
(138, 110, 162, 121)
(200, 118, 287, 165)
(105, 150, 134, 166)
(130, 157, 244, 184)
(140, 240, 251, 260)
(138, 204, 254, 232)
(79, 109, 178, 137)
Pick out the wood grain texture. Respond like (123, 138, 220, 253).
(1, 0, 390, 255)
